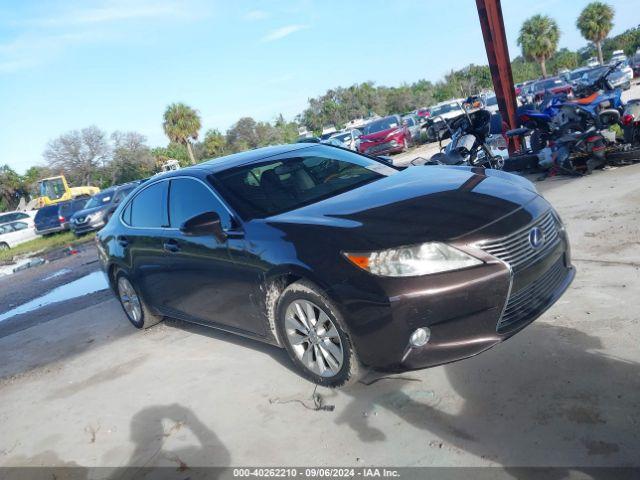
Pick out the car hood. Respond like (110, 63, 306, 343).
(360, 127, 402, 142)
(266, 166, 541, 250)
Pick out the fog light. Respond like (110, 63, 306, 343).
(409, 327, 430, 347)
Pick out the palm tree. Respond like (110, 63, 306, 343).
(517, 15, 560, 78)
(577, 2, 614, 65)
(162, 103, 201, 165)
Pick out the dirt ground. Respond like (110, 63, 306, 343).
(0, 166, 639, 472)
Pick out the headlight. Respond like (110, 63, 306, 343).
(343, 242, 482, 277)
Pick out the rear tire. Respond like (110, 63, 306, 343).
(276, 280, 361, 388)
(115, 272, 163, 329)
(0, 242, 9, 251)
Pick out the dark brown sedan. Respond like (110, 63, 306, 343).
(97, 144, 574, 387)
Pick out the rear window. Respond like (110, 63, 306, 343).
(35, 205, 60, 221)
(60, 199, 88, 217)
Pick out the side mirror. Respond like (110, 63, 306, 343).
(180, 211, 227, 242)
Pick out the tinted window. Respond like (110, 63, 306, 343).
(0, 213, 18, 223)
(35, 205, 60, 221)
(60, 199, 88, 217)
(169, 178, 230, 229)
(130, 181, 169, 228)
(212, 147, 397, 220)
(12, 221, 28, 231)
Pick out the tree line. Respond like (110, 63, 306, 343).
(2, 3, 637, 211)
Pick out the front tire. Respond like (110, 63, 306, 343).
(0, 242, 9, 251)
(276, 280, 361, 388)
(115, 272, 163, 329)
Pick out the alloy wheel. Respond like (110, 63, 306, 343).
(0, 243, 8, 251)
(284, 299, 344, 377)
(118, 277, 142, 324)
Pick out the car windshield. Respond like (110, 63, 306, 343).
(583, 67, 607, 81)
(430, 103, 460, 116)
(83, 191, 113, 209)
(363, 117, 399, 134)
(568, 69, 587, 81)
(211, 147, 397, 220)
(39, 178, 65, 201)
(330, 132, 351, 142)
(536, 79, 562, 89)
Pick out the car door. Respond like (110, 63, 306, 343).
(160, 176, 265, 336)
(10, 221, 36, 245)
(122, 180, 172, 309)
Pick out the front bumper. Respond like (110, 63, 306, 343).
(331, 203, 574, 373)
(71, 218, 105, 234)
(399, 249, 574, 371)
(360, 140, 403, 155)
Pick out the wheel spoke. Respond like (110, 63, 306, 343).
(319, 344, 340, 372)
(324, 324, 339, 340)
(301, 345, 314, 369)
(321, 339, 343, 366)
(294, 302, 309, 330)
(285, 314, 308, 334)
(314, 345, 326, 375)
(305, 302, 317, 328)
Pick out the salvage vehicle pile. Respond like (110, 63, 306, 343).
(412, 62, 640, 178)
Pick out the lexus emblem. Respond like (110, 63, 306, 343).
(529, 227, 545, 249)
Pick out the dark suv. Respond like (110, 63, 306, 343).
(70, 182, 139, 236)
(34, 198, 89, 235)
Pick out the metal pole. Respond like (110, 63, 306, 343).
(475, 0, 520, 153)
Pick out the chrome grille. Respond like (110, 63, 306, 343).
(479, 211, 560, 271)
(498, 256, 567, 333)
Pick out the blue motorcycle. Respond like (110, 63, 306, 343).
(519, 64, 624, 152)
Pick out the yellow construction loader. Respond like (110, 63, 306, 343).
(33, 175, 100, 208)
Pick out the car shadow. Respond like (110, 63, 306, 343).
(163, 317, 297, 375)
(336, 323, 640, 470)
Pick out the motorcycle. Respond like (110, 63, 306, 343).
(520, 65, 625, 152)
(412, 108, 504, 169)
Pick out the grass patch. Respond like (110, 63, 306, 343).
(0, 231, 95, 263)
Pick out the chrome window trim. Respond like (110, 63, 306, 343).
(119, 175, 239, 232)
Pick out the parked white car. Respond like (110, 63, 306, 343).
(0, 220, 38, 250)
(328, 129, 362, 151)
(0, 210, 36, 228)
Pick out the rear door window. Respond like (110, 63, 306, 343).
(129, 181, 169, 228)
(169, 178, 231, 229)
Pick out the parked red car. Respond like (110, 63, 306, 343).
(357, 115, 411, 155)
(531, 77, 572, 101)
(417, 108, 431, 118)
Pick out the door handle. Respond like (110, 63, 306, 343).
(117, 236, 129, 248)
(163, 239, 180, 253)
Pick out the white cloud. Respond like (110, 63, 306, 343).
(243, 9, 269, 21)
(261, 24, 309, 42)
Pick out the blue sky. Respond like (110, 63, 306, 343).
(1, 0, 638, 174)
